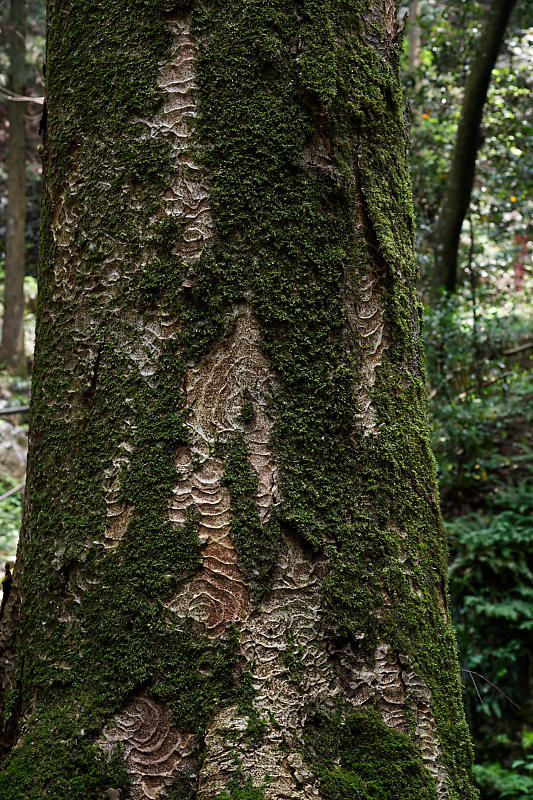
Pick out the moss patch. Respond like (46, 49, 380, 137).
(307, 707, 438, 800)
(213, 773, 269, 800)
(218, 433, 280, 595)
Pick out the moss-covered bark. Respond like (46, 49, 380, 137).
(0, 1, 477, 799)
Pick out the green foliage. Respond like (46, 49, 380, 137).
(448, 474, 533, 731)
(474, 753, 533, 800)
(424, 284, 532, 800)
(424, 292, 533, 496)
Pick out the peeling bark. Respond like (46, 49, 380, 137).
(99, 692, 197, 800)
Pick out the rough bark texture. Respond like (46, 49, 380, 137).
(1, 0, 27, 373)
(432, 0, 517, 294)
(0, 2, 477, 799)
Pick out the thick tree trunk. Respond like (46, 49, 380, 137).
(432, 0, 517, 295)
(1, 0, 27, 374)
(0, 2, 477, 799)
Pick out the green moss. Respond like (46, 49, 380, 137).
(238, 390, 255, 426)
(307, 707, 438, 800)
(280, 631, 306, 682)
(218, 433, 280, 595)
(214, 774, 269, 800)
(188, 3, 475, 795)
(167, 772, 196, 800)
(0, 703, 131, 800)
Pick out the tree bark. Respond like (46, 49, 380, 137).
(432, 0, 517, 295)
(408, 0, 421, 73)
(1, 0, 27, 374)
(0, 2, 477, 799)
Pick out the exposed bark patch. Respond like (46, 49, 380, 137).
(352, 267, 387, 433)
(50, 180, 81, 303)
(360, 0, 398, 61)
(148, 16, 214, 260)
(166, 310, 279, 636)
(167, 455, 250, 635)
(198, 533, 330, 799)
(84, 344, 103, 401)
(299, 90, 334, 174)
(345, 162, 388, 435)
(98, 692, 196, 800)
(102, 9, 213, 552)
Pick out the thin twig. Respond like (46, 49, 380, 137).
(0, 405, 29, 416)
(503, 341, 533, 357)
(456, 374, 508, 401)
(461, 668, 521, 710)
(467, 670, 484, 705)
(0, 87, 44, 104)
(0, 482, 24, 503)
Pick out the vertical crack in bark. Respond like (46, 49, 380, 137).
(0, 560, 22, 757)
(98, 692, 197, 800)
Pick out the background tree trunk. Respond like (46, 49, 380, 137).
(408, 0, 421, 74)
(432, 0, 517, 295)
(0, 2, 477, 798)
(1, 0, 27, 374)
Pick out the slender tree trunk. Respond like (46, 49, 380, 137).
(408, 0, 421, 73)
(1, 0, 27, 374)
(432, 0, 517, 295)
(0, 2, 477, 799)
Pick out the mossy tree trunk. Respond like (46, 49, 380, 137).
(0, 2, 477, 799)
(432, 0, 517, 295)
(1, 0, 27, 374)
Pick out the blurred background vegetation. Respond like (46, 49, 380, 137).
(0, 0, 532, 797)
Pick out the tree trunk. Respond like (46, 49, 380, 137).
(0, 2, 477, 799)
(1, 0, 27, 374)
(432, 0, 517, 295)
(408, 0, 421, 73)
